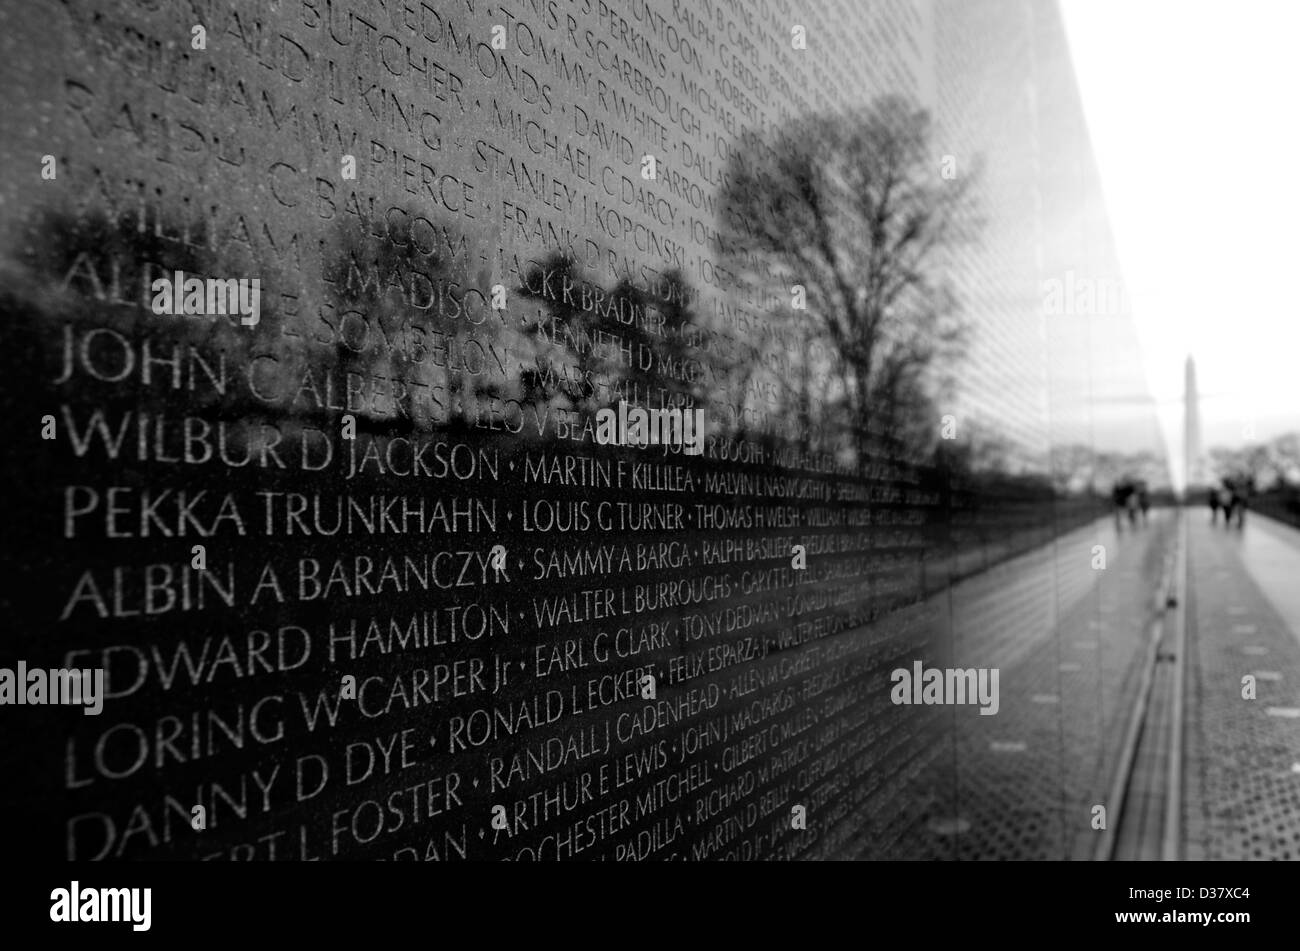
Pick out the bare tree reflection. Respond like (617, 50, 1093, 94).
(513, 252, 719, 433)
(715, 95, 982, 461)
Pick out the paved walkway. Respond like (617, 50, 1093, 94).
(1183, 512, 1300, 860)
(850, 509, 1173, 859)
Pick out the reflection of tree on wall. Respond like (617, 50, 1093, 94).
(13, 199, 727, 460)
(515, 252, 603, 421)
(609, 267, 721, 414)
(14, 200, 523, 461)
(514, 251, 719, 431)
(14, 204, 265, 422)
(715, 95, 982, 462)
(325, 209, 509, 438)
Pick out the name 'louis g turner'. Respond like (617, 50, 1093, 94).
(593, 401, 704, 455)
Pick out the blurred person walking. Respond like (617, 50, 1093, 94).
(1112, 479, 1138, 532)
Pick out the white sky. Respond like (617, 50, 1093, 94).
(1060, 0, 1300, 481)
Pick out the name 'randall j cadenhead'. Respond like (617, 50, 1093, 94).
(593, 401, 705, 455)
(150, 269, 261, 326)
(0, 662, 104, 715)
(50, 882, 151, 931)
(890, 661, 1000, 716)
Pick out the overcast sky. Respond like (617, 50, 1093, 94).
(1060, 0, 1300, 481)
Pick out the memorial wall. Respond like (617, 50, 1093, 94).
(0, 0, 1165, 860)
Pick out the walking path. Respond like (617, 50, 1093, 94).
(1183, 512, 1300, 860)
(851, 510, 1172, 859)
